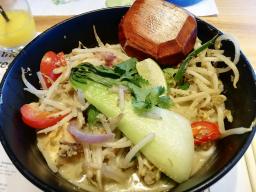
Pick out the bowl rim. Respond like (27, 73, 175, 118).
(0, 6, 255, 192)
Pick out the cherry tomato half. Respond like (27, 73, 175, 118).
(20, 103, 65, 129)
(40, 51, 66, 87)
(191, 121, 221, 145)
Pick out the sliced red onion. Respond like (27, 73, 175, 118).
(68, 120, 114, 144)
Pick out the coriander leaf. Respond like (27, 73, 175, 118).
(127, 74, 149, 87)
(71, 59, 172, 115)
(163, 68, 178, 88)
(114, 58, 148, 87)
(145, 87, 165, 106)
(87, 106, 99, 127)
(132, 99, 151, 114)
(114, 58, 138, 75)
(158, 96, 172, 108)
(129, 85, 171, 114)
(125, 82, 150, 101)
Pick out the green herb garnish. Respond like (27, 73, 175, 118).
(178, 82, 190, 90)
(175, 35, 218, 84)
(87, 105, 100, 127)
(163, 68, 178, 88)
(71, 58, 171, 114)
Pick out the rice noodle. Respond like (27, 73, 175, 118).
(221, 127, 252, 138)
(122, 133, 155, 168)
(187, 67, 214, 76)
(194, 79, 218, 94)
(215, 54, 239, 88)
(109, 113, 123, 131)
(37, 111, 76, 134)
(186, 70, 211, 86)
(42, 98, 67, 111)
(29, 34, 245, 191)
(221, 120, 255, 138)
(47, 108, 71, 117)
(215, 34, 240, 65)
(101, 164, 128, 183)
(53, 66, 66, 74)
(21, 68, 47, 97)
(37, 71, 48, 90)
(216, 105, 225, 133)
(103, 137, 132, 148)
(93, 25, 104, 47)
(173, 92, 208, 103)
(45, 64, 71, 100)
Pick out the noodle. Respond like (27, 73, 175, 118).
(22, 33, 244, 192)
(169, 36, 241, 133)
(215, 54, 240, 87)
(122, 133, 155, 168)
(37, 71, 48, 90)
(173, 92, 208, 103)
(21, 68, 47, 97)
(37, 111, 76, 134)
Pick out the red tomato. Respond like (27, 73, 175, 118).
(40, 51, 66, 87)
(20, 103, 65, 129)
(191, 121, 221, 145)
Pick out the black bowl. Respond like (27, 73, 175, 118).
(0, 7, 255, 192)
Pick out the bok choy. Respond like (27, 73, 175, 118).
(70, 60, 194, 183)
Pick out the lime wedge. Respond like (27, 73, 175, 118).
(136, 58, 167, 91)
(105, 0, 135, 7)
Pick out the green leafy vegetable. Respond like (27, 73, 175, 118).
(114, 58, 137, 76)
(175, 35, 218, 84)
(178, 82, 190, 90)
(87, 105, 100, 127)
(114, 58, 148, 87)
(158, 95, 173, 108)
(70, 79, 194, 183)
(71, 63, 119, 87)
(163, 68, 178, 88)
(70, 59, 171, 114)
(127, 84, 171, 113)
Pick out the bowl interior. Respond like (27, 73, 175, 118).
(0, 7, 255, 192)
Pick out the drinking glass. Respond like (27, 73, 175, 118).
(0, 0, 36, 51)
(167, 0, 202, 6)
